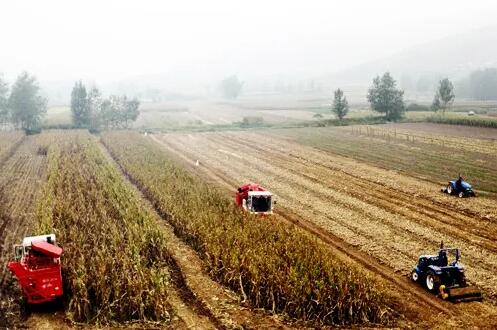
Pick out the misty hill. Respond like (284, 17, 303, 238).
(327, 25, 497, 88)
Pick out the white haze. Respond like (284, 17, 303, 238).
(1, 0, 496, 89)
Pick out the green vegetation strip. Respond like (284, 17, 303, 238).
(102, 131, 392, 326)
(426, 114, 497, 128)
(36, 131, 173, 324)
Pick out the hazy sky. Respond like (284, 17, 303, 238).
(1, 0, 496, 83)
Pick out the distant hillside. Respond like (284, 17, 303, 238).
(326, 25, 497, 88)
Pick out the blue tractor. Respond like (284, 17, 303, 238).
(441, 177, 476, 198)
(411, 244, 482, 302)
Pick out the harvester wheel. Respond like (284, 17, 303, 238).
(411, 270, 419, 282)
(446, 185, 452, 195)
(425, 270, 441, 292)
(458, 191, 464, 198)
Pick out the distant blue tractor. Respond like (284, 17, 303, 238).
(441, 178, 476, 198)
(411, 244, 482, 302)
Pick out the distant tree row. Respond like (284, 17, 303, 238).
(330, 72, 406, 121)
(457, 68, 497, 100)
(0, 72, 47, 132)
(331, 73, 456, 121)
(70, 81, 140, 130)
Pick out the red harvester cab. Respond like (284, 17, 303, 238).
(7, 234, 63, 304)
(235, 183, 274, 215)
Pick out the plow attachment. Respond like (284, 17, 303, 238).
(439, 285, 482, 302)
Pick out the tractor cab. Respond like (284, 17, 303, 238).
(417, 248, 459, 269)
(8, 234, 63, 304)
(235, 183, 274, 215)
(245, 190, 273, 214)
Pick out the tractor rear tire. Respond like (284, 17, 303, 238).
(425, 270, 441, 292)
(447, 185, 453, 195)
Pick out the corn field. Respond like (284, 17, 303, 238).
(36, 131, 173, 324)
(102, 131, 393, 325)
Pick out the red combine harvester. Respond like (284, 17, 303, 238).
(235, 183, 274, 215)
(8, 234, 63, 304)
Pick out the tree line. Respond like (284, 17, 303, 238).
(331, 73, 456, 121)
(457, 68, 497, 100)
(0, 72, 47, 132)
(70, 81, 140, 131)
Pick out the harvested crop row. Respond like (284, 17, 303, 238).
(164, 131, 497, 297)
(272, 127, 497, 194)
(0, 131, 24, 163)
(36, 131, 174, 324)
(102, 131, 393, 326)
(154, 131, 497, 326)
(0, 135, 48, 327)
(342, 125, 497, 156)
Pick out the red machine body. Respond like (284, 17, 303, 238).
(235, 183, 273, 215)
(8, 234, 63, 304)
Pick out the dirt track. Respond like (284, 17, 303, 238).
(151, 131, 497, 328)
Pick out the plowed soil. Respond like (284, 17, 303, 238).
(151, 131, 497, 328)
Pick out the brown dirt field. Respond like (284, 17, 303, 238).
(344, 123, 497, 156)
(384, 122, 497, 140)
(99, 141, 291, 330)
(270, 126, 497, 196)
(150, 131, 497, 329)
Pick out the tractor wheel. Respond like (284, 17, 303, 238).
(458, 191, 464, 198)
(411, 270, 419, 282)
(446, 185, 452, 195)
(425, 270, 441, 292)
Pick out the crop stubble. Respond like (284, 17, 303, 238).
(0, 134, 49, 327)
(153, 130, 497, 327)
